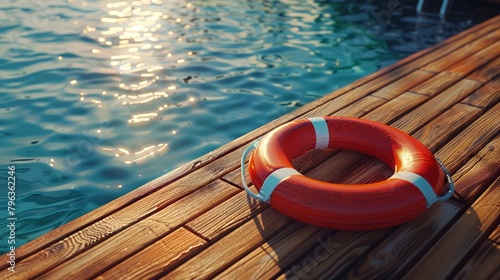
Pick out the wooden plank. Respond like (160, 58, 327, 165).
(461, 78, 500, 109)
(391, 79, 483, 135)
(305, 49, 452, 120)
(453, 223, 500, 280)
(420, 28, 499, 73)
(13, 180, 238, 280)
(186, 186, 268, 241)
(403, 177, 500, 280)
(443, 41, 500, 77)
(412, 53, 499, 98)
(452, 136, 500, 204)
(467, 53, 500, 83)
(436, 102, 500, 174)
(291, 149, 338, 176)
(411, 103, 483, 152)
(275, 229, 391, 280)
(344, 200, 464, 280)
(363, 92, 429, 125)
(303, 72, 405, 123)
(332, 95, 386, 117)
(222, 162, 253, 189)
(214, 222, 328, 280)
(410, 71, 465, 97)
(95, 227, 207, 280)
(163, 208, 292, 279)
(371, 70, 435, 100)
(466, 56, 500, 84)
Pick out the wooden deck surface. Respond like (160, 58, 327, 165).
(2, 15, 499, 280)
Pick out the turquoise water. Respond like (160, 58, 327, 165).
(0, 0, 493, 252)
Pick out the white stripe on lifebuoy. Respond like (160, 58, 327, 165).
(309, 117, 330, 149)
(391, 171, 438, 207)
(259, 167, 300, 202)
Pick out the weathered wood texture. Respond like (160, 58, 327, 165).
(404, 176, 500, 280)
(1, 15, 499, 280)
(453, 222, 500, 280)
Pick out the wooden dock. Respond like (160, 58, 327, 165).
(2, 15, 499, 280)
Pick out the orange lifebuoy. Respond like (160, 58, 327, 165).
(241, 116, 454, 230)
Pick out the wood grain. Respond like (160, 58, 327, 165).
(96, 227, 207, 279)
(436, 102, 500, 174)
(186, 186, 268, 241)
(420, 28, 499, 73)
(276, 229, 391, 280)
(35, 180, 238, 279)
(452, 41, 500, 83)
(164, 208, 292, 279)
(465, 55, 500, 84)
(332, 95, 386, 117)
(403, 177, 500, 280)
(371, 70, 435, 100)
(363, 91, 429, 124)
(391, 79, 483, 135)
(453, 223, 500, 280)
(410, 71, 464, 97)
(461, 78, 500, 109)
(452, 136, 500, 204)
(222, 164, 253, 189)
(411, 103, 483, 152)
(214, 222, 328, 280)
(346, 200, 464, 280)
(443, 40, 500, 77)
